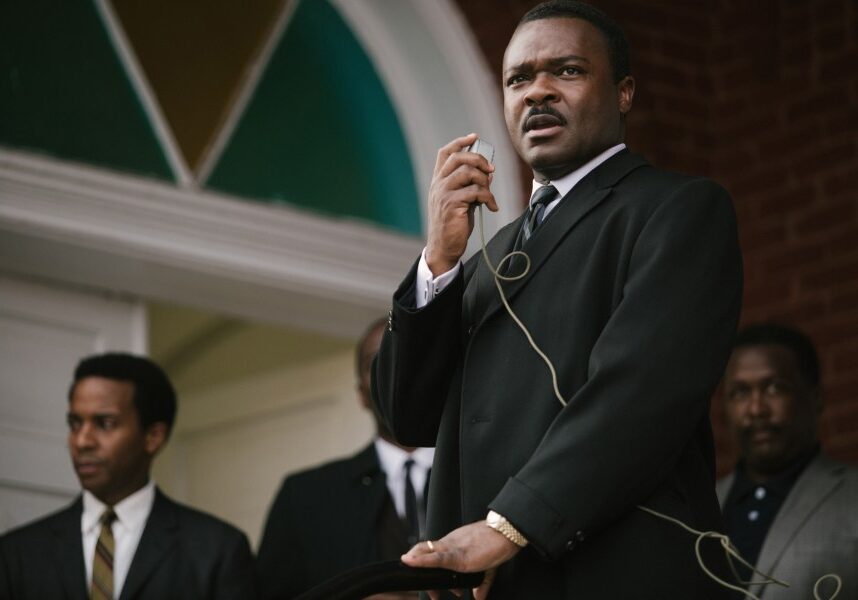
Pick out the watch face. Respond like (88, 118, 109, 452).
(487, 511, 501, 526)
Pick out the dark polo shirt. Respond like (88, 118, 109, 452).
(723, 446, 819, 585)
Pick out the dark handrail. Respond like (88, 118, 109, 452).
(293, 560, 484, 600)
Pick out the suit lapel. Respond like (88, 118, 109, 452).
(716, 472, 735, 506)
(474, 151, 647, 328)
(119, 488, 179, 600)
(754, 456, 844, 596)
(50, 498, 88, 600)
(464, 217, 522, 324)
(349, 443, 392, 561)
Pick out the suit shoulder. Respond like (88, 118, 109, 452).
(0, 501, 77, 545)
(828, 457, 858, 484)
(283, 447, 373, 490)
(625, 164, 729, 198)
(163, 495, 248, 542)
(288, 455, 356, 484)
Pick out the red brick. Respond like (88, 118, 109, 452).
(742, 275, 793, 308)
(814, 24, 847, 54)
(716, 109, 780, 140)
(822, 171, 857, 196)
(830, 341, 858, 371)
(812, 0, 846, 22)
(792, 199, 855, 236)
(797, 141, 857, 175)
(658, 94, 709, 120)
(825, 404, 858, 436)
(763, 243, 828, 271)
(827, 228, 858, 256)
(729, 165, 791, 198)
(831, 286, 858, 313)
(712, 148, 758, 176)
(756, 185, 816, 217)
(804, 310, 858, 346)
(819, 50, 858, 81)
(659, 38, 709, 64)
(756, 123, 820, 159)
(787, 87, 849, 121)
(802, 259, 858, 291)
(617, 3, 711, 39)
(760, 299, 829, 324)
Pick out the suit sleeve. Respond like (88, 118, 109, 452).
(490, 178, 743, 559)
(0, 536, 12, 599)
(371, 257, 466, 447)
(256, 478, 303, 599)
(212, 527, 258, 600)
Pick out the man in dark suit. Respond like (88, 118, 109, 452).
(0, 353, 257, 599)
(257, 318, 434, 599)
(372, 1, 742, 598)
(717, 324, 858, 599)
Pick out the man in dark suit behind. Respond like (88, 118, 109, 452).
(256, 318, 434, 599)
(0, 353, 257, 599)
(372, 1, 742, 598)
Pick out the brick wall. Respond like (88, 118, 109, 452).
(454, 0, 858, 472)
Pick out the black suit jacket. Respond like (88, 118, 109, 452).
(0, 488, 257, 600)
(373, 151, 743, 599)
(257, 443, 411, 599)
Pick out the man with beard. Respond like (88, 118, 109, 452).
(372, 1, 742, 598)
(718, 324, 858, 599)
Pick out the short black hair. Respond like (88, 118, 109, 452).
(70, 353, 177, 434)
(519, 0, 630, 82)
(733, 324, 820, 388)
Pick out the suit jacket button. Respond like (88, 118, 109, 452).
(566, 539, 576, 552)
(575, 530, 586, 542)
(362, 476, 373, 486)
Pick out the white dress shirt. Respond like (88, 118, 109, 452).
(373, 437, 434, 520)
(82, 480, 156, 599)
(416, 143, 627, 307)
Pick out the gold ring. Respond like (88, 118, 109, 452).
(427, 540, 435, 552)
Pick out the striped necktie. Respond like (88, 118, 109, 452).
(90, 507, 117, 600)
(522, 184, 558, 241)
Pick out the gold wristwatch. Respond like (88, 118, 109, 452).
(486, 510, 529, 547)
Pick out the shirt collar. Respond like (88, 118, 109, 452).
(81, 479, 156, 534)
(374, 437, 434, 479)
(530, 143, 626, 204)
(729, 445, 820, 504)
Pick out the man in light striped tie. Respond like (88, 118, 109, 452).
(0, 353, 258, 599)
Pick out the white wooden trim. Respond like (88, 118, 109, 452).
(0, 149, 422, 337)
(93, 0, 194, 186)
(331, 0, 522, 255)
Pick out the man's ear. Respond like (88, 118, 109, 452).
(617, 76, 635, 115)
(144, 422, 169, 456)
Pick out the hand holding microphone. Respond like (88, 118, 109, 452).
(425, 133, 497, 277)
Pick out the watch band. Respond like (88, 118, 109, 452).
(486, 510, 529, 547)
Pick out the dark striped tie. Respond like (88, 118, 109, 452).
(522, 184, 558, 241)
(404, 459, 420, 546)
(91, 508, 116, 600)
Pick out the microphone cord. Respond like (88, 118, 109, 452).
(475, 204, 842, 600)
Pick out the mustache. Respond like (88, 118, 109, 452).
(523, 105, 567, 131)
(738, 422, 781, 439)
